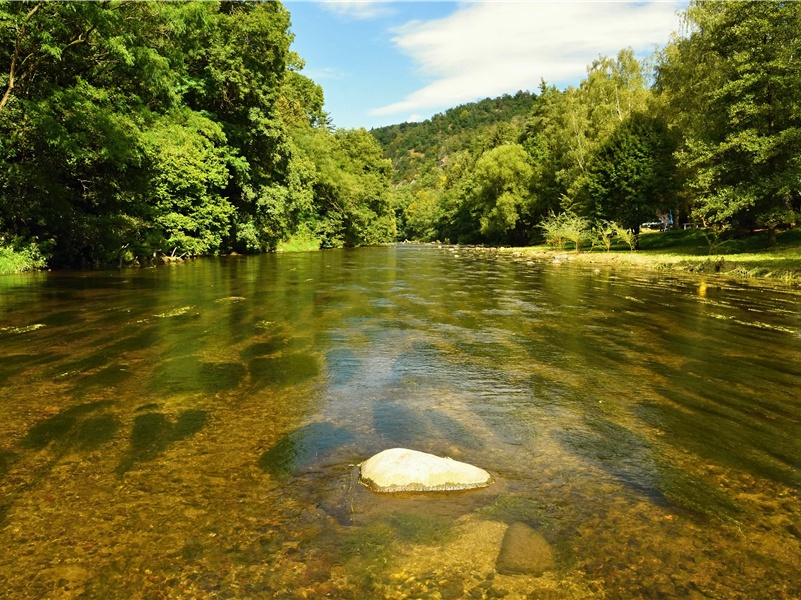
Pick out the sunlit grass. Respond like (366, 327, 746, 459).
(509, 228, 801, 282)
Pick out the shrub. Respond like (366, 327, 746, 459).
(0, 238, 50, 274)
(539, 211, 592, 253)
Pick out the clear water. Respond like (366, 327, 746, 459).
(1, 246, 800, 599)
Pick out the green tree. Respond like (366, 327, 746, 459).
(471, 144, 533, 242)
(0, 1, 182, 265)
(585, 113, 677, 247)
(657, 0, 801, 232)
(145, 110, 234, 257)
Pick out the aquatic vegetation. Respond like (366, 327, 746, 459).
(387, 511, 456, 545)
(248, 353, 319, 389)
(258, 421, 354, 478)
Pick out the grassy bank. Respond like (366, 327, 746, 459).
(497, 228, 801, 285)
(0, 243, 48, 275)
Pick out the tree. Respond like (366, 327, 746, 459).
(522, 51, 651, 219)
(145, 110, 234, 257)
(471, 144, 533, 242)
(585, 113, 677, 247)
(657, 1, 801, 232)
(0, 1, 177, 265)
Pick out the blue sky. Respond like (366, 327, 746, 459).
(285, 1, 687, 131)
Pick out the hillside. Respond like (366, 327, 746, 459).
(371, 91, 535, 184)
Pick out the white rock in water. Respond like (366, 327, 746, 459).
(359, 448, 493, 493)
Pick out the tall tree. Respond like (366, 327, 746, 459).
(470, 143, 533, 243)
(657, 0, 801, 233)
(585, 113, 678, 246)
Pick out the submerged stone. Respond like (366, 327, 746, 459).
(495, 522, 555, 576)
(359, 448, 493, 493)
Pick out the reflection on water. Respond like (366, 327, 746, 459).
(1, 246, 801, 598)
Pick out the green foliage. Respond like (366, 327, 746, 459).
(0, 237, 49, 274)
(613, 223, 638, 251)
(145, 110, 234, 257)
(594, 220, 616, 252)
(584, 112, 678, 236)
(657, 1, 801, 231)
(371, 91, 535, 184)
(0, 1, 395, 267)
(472, 144, 533, 241)
(539, 210, 592, 253)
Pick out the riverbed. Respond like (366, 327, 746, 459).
(1, 245, 800, 598)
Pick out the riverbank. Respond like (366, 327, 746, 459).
(488, 228, 801, 287)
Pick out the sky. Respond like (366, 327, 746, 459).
(284, 1, 688, 131)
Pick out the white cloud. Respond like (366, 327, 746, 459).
(316, 1, 395, 20)
(370, 1, 684, 117)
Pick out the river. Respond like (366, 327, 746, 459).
(1, 245, 800, 599)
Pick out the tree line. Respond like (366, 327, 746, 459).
(377, 1, 801, 249)
(0, 1, 395, 269)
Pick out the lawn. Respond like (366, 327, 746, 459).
(506, 228, 801, 284)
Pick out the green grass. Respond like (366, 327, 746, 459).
(509, 228, 801, 283)
(276, 226, 322, 253)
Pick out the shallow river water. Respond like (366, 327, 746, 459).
(1, 245, 800, 599)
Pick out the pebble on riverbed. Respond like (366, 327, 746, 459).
(495, 522, 556, 576)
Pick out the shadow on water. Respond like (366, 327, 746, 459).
(102, 327, 158, 355)
(37, 310, 84, 327)
(116, 409, 209, 475)
(48, 352, 111, 380)
(149, 356, 246, 396)
(240, 337, 290, 360)
(372, 401, 432, 447)
(326, 348, 361, 386)
(21, 401, 117, 451)
(248, 354, 319, 390)
(71, 364, 134, 396)
(0, 450, 17, 484)
(637, 397, 801, 488)
(370, 402, 485, 451)
(0, 353, 62, 385)
(258, 421, 354, 478)
(557, 415, 742, 522)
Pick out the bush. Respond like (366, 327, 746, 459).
(0, 239, 50, 274)
(612, 223, 638, 251)
(594, 220, 616, 252)
(539, 211, 592, 253)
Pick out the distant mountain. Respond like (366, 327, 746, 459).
(371, 91, 535, 183)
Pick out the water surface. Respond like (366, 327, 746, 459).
(1, 246, 800, 599)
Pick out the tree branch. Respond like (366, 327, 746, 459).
(0, 2, 44, 112)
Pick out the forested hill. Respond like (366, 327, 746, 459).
(0, 1, 396, 271)
(371, 91, 535, 184)
(373, 1, 801, 246)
